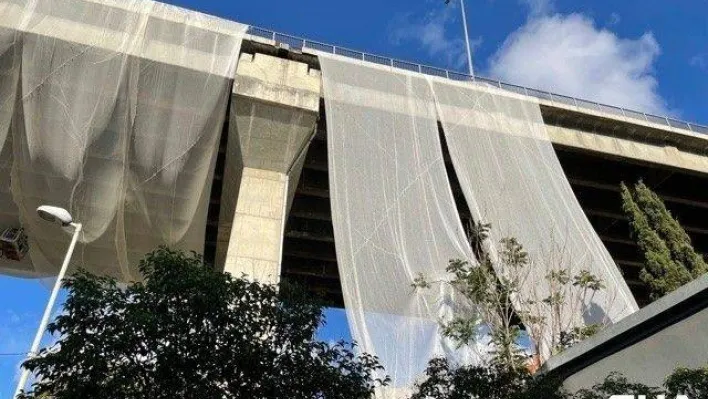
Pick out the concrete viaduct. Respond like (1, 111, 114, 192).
(2, 1, 706, 308)
(221, 36, 708, 308)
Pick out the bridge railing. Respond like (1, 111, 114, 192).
(245, 26, 708, 136)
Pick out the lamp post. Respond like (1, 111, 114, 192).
(459, 0, 474, 77)
(446, 0, 475, 76)
(13, 206, 82, 398)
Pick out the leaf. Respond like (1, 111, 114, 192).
(19, 247, 387, 399)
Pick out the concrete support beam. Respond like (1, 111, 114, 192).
(547, 124, 708, 175)
(216, 53, 320, 284)
(538, 101, 708, 155)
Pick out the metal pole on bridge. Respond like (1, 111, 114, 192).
(446, 0, 475, 76)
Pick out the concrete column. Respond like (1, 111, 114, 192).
(222, 168, 288, 282)
(216, 52, 321, 284)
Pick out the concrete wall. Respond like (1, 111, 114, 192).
(544, 276, 708, 391)
(564, 306, 708, 390)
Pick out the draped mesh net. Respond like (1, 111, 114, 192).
(0, 0, 23, 274)
(0, 0, 246, 279)
(319, 52, 638, 390)
(0, 0, 639, 392)
(318, 53, 484, 395)
(432, 80, 638, 358)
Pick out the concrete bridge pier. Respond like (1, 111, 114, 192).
(216, 52, 321, 284)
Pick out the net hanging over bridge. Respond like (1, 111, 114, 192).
(0, 0, 644, 395)
(0, 0, 246, 279)
(319, 51, 637, 393)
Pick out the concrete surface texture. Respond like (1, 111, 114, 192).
(543, 276, 708, 391)
(1, 0, 707, 295)
(216, 52, 321, 283)
(546, 124, 708, 175)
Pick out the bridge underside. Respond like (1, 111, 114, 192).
(271, 113, 708, 309)
(3, 2, 705, 312)
(199, 42, 708, 309)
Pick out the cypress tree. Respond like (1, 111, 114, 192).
(620, 183, 696, 299)
(633, 182, 708, 279)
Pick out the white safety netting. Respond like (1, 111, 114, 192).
(318, 53, 484, 394)
(0, 0, 22, 269)
(0, 0, 246, 280)
(432, 80, 638, 358)
(0, 0, 20, 151)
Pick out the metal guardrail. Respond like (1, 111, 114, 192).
(246, 26, 708, 136)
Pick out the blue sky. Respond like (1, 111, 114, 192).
(1, 0, 707, 396)
(162, 0, 708, 122)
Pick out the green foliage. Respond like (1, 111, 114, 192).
(633, 182, 708, 279)
(573, 270, 605, 292)
(18, 247, 387, 399)
(499, 237, 528, 270)
(440, 223, 530, 371)
(664, 366, 708, 398)
(571, 372, 663, 399)
(410, 357, 567, 399)
(568, 365, 708, 399)
(621, 181, 707, 300)
(414, 221, 608, 371)
(466, 224, 529, 370)
(440, 317, 482, 349)
(412, 272, 433, 290)
(557, 324, 602, 352)
(412, 362, 708, 399)
(487, 325, 527, 371)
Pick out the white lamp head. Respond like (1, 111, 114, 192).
(36, 205, 73, 226)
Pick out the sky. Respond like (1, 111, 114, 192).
(1, 0, 707, 396)
(162, 0, 708, 121)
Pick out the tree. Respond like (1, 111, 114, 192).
(411, 359, 708, 398)
(410, 357, 566, 399)
(621, 181, 707, 300)
(413, 222, 606, 371)
(664, 366, 708, 398)
(571, 367, 708, 399)
(18, 247, 387, 399)
(571, 372, 663, 399)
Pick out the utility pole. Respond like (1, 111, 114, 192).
(446, 0, 475, 76)
(459, 0, 475, 76)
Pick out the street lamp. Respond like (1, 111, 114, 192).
(36, 206, 74, 226)
(13, 206, 82, 398)
(459, 0, 474, 77)
(445, 0, 475, 76)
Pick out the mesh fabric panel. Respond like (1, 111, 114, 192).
(319, 53, 484, 395)
(0, 0, 246, 279)
(432, 80, 638, 359)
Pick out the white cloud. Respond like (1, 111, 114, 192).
(389, 4, 480, 71)
(488, 12, 669, 115)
